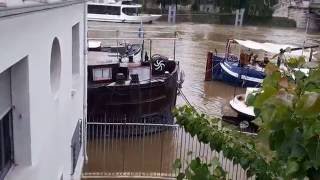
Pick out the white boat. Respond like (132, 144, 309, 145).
(229, 88, 259, 117)
(87, 0, 162, 23)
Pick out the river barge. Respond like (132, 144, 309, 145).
(87, 37, 180, 125)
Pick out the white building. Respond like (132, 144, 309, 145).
(0, 0, 87, 179)
(273, 0, 320, 30)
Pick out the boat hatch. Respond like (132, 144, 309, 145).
(237, 95, 245, 101)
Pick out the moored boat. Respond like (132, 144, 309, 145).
(87, 35, 181, 126)
(205, 39, 318, 87)
(87, 0, 162, 23)
(229, 88, 258, 118)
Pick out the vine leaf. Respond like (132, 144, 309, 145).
(173, 159, 182, 169)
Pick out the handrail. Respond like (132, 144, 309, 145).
(88, 37, 180, 40)
(88, 29, 177, 35)
(87, 122, 179, 127)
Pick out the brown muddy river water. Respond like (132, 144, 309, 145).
(84, 22, 320, 179)
(88, 21, 320, 117)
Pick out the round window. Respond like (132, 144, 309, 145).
(50, 38, 61, 95)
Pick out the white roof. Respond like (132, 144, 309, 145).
(234, 39, 316, 57)
(88, 0, 141, 7)
(88, 40, 101, 48)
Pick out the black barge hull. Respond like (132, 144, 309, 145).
(87, 68, 178, 125)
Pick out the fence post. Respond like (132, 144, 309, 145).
(205, 51, 213, 81)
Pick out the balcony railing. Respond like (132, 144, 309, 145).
(82, 119, 254, 179)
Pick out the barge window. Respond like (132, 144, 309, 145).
(93, 68, 112, 81)
(122, 1, 135, 5)
(122, 8, 140, 16)
(88, 5, 121, 15)
(0, 111, 14, 179)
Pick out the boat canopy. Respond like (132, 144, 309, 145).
(232, 39, 316, 57)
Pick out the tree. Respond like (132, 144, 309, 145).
(246, 0, 274, 17)
(174, 62, 320, 179)
(214, 0, 274, 17)
(248, 64, 320, 179)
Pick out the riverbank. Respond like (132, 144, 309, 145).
(154, 13, 297, 28)
(143, 8, 297, 28)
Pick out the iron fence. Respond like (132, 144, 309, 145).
(82, 122, 254, 180)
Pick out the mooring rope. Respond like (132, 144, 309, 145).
(178, 88, 193, 108)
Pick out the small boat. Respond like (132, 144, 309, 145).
(229, 88, 258, 118)
(87, 0, 162, 23)
(221, 87, 259, 132)
(205, 39, 318, 87)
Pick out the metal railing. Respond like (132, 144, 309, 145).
(82, 122, 254, 180)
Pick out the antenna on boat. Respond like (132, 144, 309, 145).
(139, 20, 145, 62)
(174, 31, 176, 61)
(116, 30, 120, 62)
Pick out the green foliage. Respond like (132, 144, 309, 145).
(174, 64, 320, 179)
(215, 0, 274, 17)
(179, 0, 192, 6)
(174, 157, 227, 180)
(173, 106, 278, 179)
(246, 0, 274, 17)
(248, 64, 320, 179)
(287, 56, 306, 69)
(191, 1, 199, 11)
(216, 0, 240, 13)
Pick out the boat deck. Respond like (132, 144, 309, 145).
(88, 51, 119, 66)
(88, 51, 174, 87)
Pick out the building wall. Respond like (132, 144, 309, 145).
(0, 2, 86, 180)
(288, 7, 309, 28)
(273, 0, 320, 30)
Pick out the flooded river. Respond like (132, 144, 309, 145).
(84, 22, 320, 179)
(88, 21, 320, 117)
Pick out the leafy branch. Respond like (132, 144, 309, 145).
(173, 106, 278, 179)
(174, 155, 227, 180)
(174, 62, 320, 179)
(248, 64, 320, 179)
